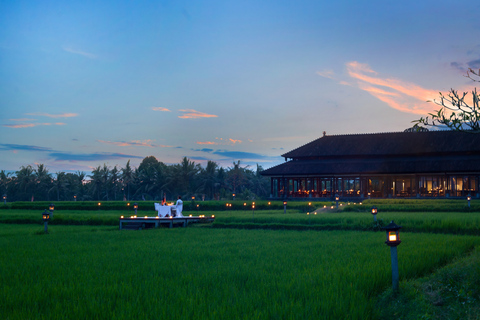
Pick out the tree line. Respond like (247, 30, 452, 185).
(0, 156, 270, 202)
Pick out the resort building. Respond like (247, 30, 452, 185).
(261, 130, 480, 199)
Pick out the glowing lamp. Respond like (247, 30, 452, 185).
(211, 215, 215, 218)
(467, 194, 472, 201)
(98, 202, 101, 206)
(383, 221, 402, 247)
(133, 203, 138, 215)
(371, 205, 378, 222)
(120, 215, 124, 219)
(42, 209, 50, 221)
(189, 214, 192, 217)
(49, 203, 55, 212)
(42, 209, 50, 234)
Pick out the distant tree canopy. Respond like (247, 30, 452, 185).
(412, 68, 480, 132)
(0, 157, 270, 202)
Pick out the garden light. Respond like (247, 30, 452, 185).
(2, 194, 6, 205)
(42, 209, 50, 234)
(467, 194, 471, 208)
(49, 203, 55, 212)
(283, 201, 287, 214)
(74, 195, 77, 201)
(232, 193, 235, 200)
(335, 194, 339, 209)
(383, 220, 402, 291)
(371, 206, 378, 222)
(134, 203, 138, 215)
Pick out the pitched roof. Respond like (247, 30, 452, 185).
(262, 130, 480, 177)
(281, 130, 480, 159)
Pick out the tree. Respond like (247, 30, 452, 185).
(413, 68, 480, 132)
(121, 160, 134, 201)
(15, 165, 36, 201)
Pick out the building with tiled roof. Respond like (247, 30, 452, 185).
(261, 130, 480, 199)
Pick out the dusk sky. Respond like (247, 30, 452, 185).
(1, 0, 480, 173)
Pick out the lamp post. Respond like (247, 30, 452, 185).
(383, 221, 402, 292)
(134, 203, 138, 215)
(252, 203, 255, 222)
(467, 194, 472, 208)
(233, 193, 235, 200)
(196, 204, 199, 214)
(371, 206, 378, 222)
(2, 194, 6, 205)
(283, 201, 287, 214)
(74, 194, 77, 202)
(42, 209, 50, 234)
(49, 203, 55, 218)
(335, 194, 339, 209)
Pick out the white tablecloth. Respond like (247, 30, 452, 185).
(157, 206, 173, 217)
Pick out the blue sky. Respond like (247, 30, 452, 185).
(1, 0, 480, 173)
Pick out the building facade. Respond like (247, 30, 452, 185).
(261, 131, 480, 199)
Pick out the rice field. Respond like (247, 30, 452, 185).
(1, 223, 479, 319)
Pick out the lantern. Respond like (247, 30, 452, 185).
(133, 203, 138, 214)
(371, 206, 378, 222)
(49, 203, 55, 212)
(383, 221, 402, 247)
(382, 220, 402, 292)
(42, 209, 50, 233)
(283, 201, 287, 214)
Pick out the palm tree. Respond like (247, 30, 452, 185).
(198, 160, 218, 200)
(121, 160, 134, 201)
(0, 170, 11, 201)
(35, 164, 52, 200)
(49, 172, 69, 201)
(15, 165, 36, 201)
(88, 166, 103, 200)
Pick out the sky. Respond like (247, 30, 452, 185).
(1, 0, 480, 174)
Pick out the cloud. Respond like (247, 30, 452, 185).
(229, 139, 242, 144)
(3, 122, 66, 128)
(196, 141, 217, 145)
(191, 148, 214, 153)
(63, 46, 97, 59)
(345, 61, 440, 114)
(317, 70, 335, 79)
(10, 118, 36, 121)
(212, 150, 268, 160)
(97, 140, 172, 148)
(152, 107, 171, 112)
(49, 152, 143, 162)
(451, 61, 464, 71)
(25, 113, 78, 118)
(178, 109, 218, 119)
(467, 59, 480, 69)
(0, 144, 53, 152)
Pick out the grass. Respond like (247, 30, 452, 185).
(1, 225, 479, 319)
(376, 247, 480, 320)
(2, 201, 480, 319)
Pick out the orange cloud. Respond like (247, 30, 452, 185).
(178, 109, 218, 119)
(25, 113, 78, 118)
(3, 122, 65, 128)
(196, 141, 217, 145)
(345, 61, 441, 115)
(229, 139, 242, 144)
(97, 140, 172, 148)
(152, 107, 171, 112)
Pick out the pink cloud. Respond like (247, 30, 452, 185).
(97, 140, 172, 148)
(25, 113, 78, 118)
(196, 141, 217, 145)
(152, 107, 171, 112)
(178, 109, 218, 119)
(345, 61, 441, 114)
